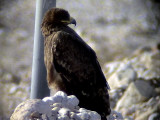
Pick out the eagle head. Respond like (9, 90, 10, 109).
(42, 8, 76, 26)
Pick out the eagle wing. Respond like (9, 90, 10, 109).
(45, 31, 111, 116)
(52, 31, 110, 91)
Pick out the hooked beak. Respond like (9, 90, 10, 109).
(61, 16, 76, 26)
(69, 17, 76, 26)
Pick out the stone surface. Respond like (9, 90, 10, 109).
(107, 110, 123, 120)
(115, 82, 143, 111)
(108, 62, 137, 89)
(11, 91, 123, 120)
(10, 99, 50, 120)
(115, 79, 156, 111)
(134, 96, 160, 120)
(105, 47, 160, 119)
(148, 113, 160, 120)
(134, 80, 156, 98)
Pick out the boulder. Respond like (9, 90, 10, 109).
(108, 62, 137, 89)
(115, 79, 156, 111)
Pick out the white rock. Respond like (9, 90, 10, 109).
(48, 115, 57, 120)
(107, 110, 123, 120)
(58, 115, 70, 120)
(52, 91, 68, 103)
(70, 112, 81, 120)
(148, 113, 160, 120)
(37, 102, 51, 115)
(112, 110, 123, 119)
(58, 108, 70, 116)
(11, 91, 117, 120)
(115, 80, 156, 111)
(105, 61, 120, 74)
(89, 111, 101, 120)
(78, 112, 89, 119)
(52, 107, 60, 115)
(10, 99, 50, 120)
(9, 86, 19, 94)
(52, 103, 63, 108)
(42, 96, 54, 105)
(67, 95, 79, 108)
(108, 62, 137, 89)
(79, 108, 88, 113)
(76, 113, 85, 119)
(41, 114, 48, 119)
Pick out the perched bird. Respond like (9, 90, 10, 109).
(41, 8, 111, 119)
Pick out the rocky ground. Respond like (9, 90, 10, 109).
(0, 0, 160, 119)
(104, 45, 160, 120)
(10, 91, 123, 120)
(9, 46, 160, 120)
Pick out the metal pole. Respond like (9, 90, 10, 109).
(30, 0, 56, 99)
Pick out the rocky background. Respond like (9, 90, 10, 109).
(0, 0, 160, 120)
(105, 46, 160, 119)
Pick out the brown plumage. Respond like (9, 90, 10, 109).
(41, 8, 111, 119)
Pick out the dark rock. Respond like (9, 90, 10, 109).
(148, 113, 160, 120)
(134, 79, 156, 98)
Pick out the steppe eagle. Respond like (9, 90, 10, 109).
(41, 8, 111, 120)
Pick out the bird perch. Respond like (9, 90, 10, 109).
(30, 0, 56, 99)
